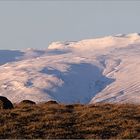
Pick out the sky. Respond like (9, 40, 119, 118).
(0, 0, 140, 50)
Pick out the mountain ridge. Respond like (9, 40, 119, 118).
(0, 33, 140, 104)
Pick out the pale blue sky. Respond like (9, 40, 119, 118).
(0, 1, 140, 49)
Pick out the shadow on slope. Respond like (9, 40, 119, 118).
(46, 49, 71, 55)
(41, 63, 115, 104)
(0, 50, 24, 65)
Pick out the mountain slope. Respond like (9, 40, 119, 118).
(0, 33, 140, 104)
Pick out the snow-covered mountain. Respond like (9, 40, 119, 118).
(1, 33, 140, 104)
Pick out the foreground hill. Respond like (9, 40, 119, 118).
(0, 33, 140, 104)
(1, 103, 140, 139)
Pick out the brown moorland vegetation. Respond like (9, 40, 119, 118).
(1, 102, 140, 139)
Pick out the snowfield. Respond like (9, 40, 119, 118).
(1, 33, 140, 104)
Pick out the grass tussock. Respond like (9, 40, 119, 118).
(1, 103, 140, 139)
